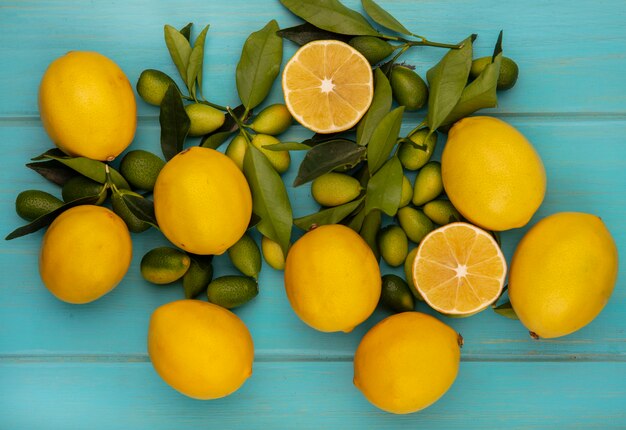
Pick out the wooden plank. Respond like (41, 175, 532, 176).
(0, 1, 625, 116)
(1, 361, 625, 429)
(0, 118, 624, 359)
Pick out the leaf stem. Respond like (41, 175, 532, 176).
(407, 39, 462, 50)
(182, 95, 228, 111)
(227, 107, 254, 145)
(406, 120, 427, 139)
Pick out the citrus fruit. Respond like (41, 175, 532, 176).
(15, 190, 63, 221)
(284, 224, 381, 332)
(404, 247, 423, 301)
(226, 134, 247, 170)
(185, 103, 226, 137)
(423, 200, 462, 225)
(207, 276, 259, 309)
(110, 190, 150, 233)
(442, 116, 546, 231)
(227, 233, 262, 279)
(398, 129, 437, 171)
(471, 56, 519, 90)
(153, 146, 252, 255)
(412, 161, 443, 206)
(378, 225, 408, 267)
(136, 69, 178, 106)
(250, 104, 293, 135)
(119, 150, 165, 191)
(399, 175, 412, 208)
(61, 176, 106, 204)
(251, 134, 291, 174)
(412, 222, 506, 316)
(261, 236, 286, 270)
(311, 172, 361, 207)
(148, 300, 254, 400)
(282, 40, 374, 134)
(140, 247, 190, 284)
(354, 312, 461, 414)
(509, 212, 618, 338)
(380, 274, 414, 313)
(390, 65, 428, 111)
(397, 206, 434, 244)
(39, 205, 132, 304)
(39, 51, 136, 161)
(348, 36, 394, 65)
(182, 256, 213, 299)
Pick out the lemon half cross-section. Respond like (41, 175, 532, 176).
(412, 222, 506, 316)
(282, 40, 374, 134)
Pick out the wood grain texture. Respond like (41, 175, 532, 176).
(0, 0, 625, 428)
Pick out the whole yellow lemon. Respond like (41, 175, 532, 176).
(153, 147, 252, 255)
(39, 51, 137, 161)
(354, 312, 461, 414)
(442, 116, 546, 231)
(39, 205, 132, 304)
(148, 300, 254, 399)
(284, 224, 381, 333)
(509, 212, 618, 338)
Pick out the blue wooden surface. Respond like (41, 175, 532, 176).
(0, 1, 625, 428)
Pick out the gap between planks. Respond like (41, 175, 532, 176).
(1, 352, 625, 364)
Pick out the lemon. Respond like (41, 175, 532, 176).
(348, 36, 394, 65)
(185, 103, 226, 137)
(250, 104, 293, 135)
(378, 225, 408, 267)
(399, 176, 412, 208)
(148, 300, 254, 399)
(282, 40, 374, 134)
(311, 173, 361, 207)
(140, 247, 190, 284)
(207, 276, 259, 309)
(412, 161, 443, 206)
(380, 274, 414, 313)
(119, 150, 165, 191)
(390, 66, 428, 111)
(226, 134, 247, 170)
(442, 116, 546, 231)
(39, 51, 136, 161)
(15, 190, 63, 221)
(62, 176, 106, 204)
(284, 224, 381, 332)
(153, 147, 252, 255)
(398, 129, 437, 171)
(136, 69, 178, 106)
(251, 134, 291, 174)
(509, 212, 618, 338)
(39, 205, 132, 304)
(228, 233, 262, 279)
(261, 236, 286, 270)
(354, 312, 461, 414)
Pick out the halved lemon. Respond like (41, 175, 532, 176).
(412, 222, 506, 316)
(282, 40, 374, 134)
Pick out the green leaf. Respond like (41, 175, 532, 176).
(164, 24, 192, 84)
(186, 24, 209, 99)
(280, 0, 379, 36)
(344, 204, 367, 231)
(243, 144, 293, 255)
(5, 194, 102, 240)
(200, 104, 246, 149)
(262, 142, 311, 151)
(121, 193, 158, 228)
(359, 209, 381, 259)
(361, 0, 411, 35)
(364, 156, 402, 216)
(179, 23, 193, 41)
(294, 197, 364, 230)
(236, 20, 283, 110)
(26, 160, 76, 186)
(357, 68, 392, 146)
(293, 139, 366, 186)
(367, 106, 404, 174)
(34, 149, 129, 189)
(426, 36, 473, 132)
(159, 84, 190, 160)
(277, 22, 350, 45)
(493, 301, 519, 320)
